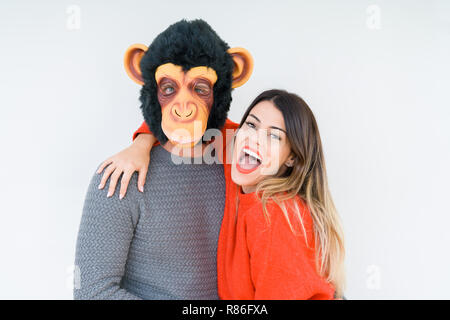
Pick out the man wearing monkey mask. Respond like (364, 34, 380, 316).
(74, 19, 253, 299)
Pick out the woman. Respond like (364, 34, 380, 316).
(98, 89, 346, 299)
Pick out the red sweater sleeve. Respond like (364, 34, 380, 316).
(245, 198, 335, 300)
(219, 119, 238, 165)
(132, 119, 239, 151)
(132, 119, 239, 141)
(132, 121, 152, 141)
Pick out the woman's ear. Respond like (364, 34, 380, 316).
(227, 47, 254, 88)
(285, 156, 296, 167)
(124, 44, 148, 85)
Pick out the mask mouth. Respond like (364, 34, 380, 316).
(161, 121, 206, 147)
(169, 135, 197, 144)
(236, 147, 262, 174)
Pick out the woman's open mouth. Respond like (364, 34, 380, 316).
(236, 147, 263, 174)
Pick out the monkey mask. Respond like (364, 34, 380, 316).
(123, 19, 253, 148)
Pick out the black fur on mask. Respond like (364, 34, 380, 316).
(138, 19, 234, 144)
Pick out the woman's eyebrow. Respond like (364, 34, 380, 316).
(249, 114, 260, 122)
(249, 113, 286, 133)
(269, 126, 287, 134)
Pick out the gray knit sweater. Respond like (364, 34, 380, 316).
(74, 145, 225, 300)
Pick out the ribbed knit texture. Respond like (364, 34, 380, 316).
(74, 145, 225, 300)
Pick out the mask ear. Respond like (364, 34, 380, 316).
(227, 47, 254, 88)
(124, 44, 148, 85)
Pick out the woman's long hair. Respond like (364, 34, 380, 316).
(238, 89, 346, 298)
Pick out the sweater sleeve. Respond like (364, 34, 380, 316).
(214, 119, 239, 164)
(245, 200, 335, 300)
(133, 119, 237, 152)
(132, 121, 151, 141)
(74, 170, 142, 300)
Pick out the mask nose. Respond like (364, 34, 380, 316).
(170, 89, 198, 122)
(171, 102, 197, 120)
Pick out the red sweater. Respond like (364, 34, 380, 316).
(218, 162, 335, 299)
(133, 119, 335, 300)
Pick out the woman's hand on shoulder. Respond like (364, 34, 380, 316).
(97, 133, 155, 199)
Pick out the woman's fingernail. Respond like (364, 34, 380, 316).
(107, 191, 112, 197)
(139, 186, 144, 192)
(119, 194, 124, 200)
(98, 184, 102, 189)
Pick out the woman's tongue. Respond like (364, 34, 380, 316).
(239, 152, 260, 170)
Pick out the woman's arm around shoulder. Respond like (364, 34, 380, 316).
(97, 121, 157, 199)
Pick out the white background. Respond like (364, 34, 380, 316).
(1, 0, 449, 299)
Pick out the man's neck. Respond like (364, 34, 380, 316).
(162, 140, 211, 158)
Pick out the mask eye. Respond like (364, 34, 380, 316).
(162, 86, 175, 95)
(194, 84, 210, 95)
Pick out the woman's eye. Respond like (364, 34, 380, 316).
(270, 133, 281, 140)
(245, 121, 256, 129)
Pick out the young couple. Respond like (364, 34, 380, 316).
(74, 19, 345, 300)
(76, 90, 344, 299)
